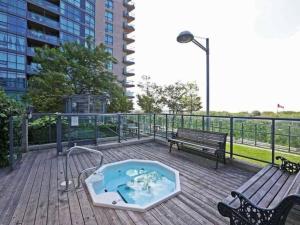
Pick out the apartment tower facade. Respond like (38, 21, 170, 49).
(0, 0, 135, 99)
(95, 0, 135, 99)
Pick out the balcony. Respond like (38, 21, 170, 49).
(123, 34, 135, 44)
(123, 80, 135, 88)
(123, 11, 135, 23)
(27, 63, 41, 75)
(27, 30, 59, 46)
(123, 0, 135, 11)
(27, 47, 35, 57)
(125, 90, 135, 98)
(123, 44, 135, 55)
(27, 0, 60, 14)
(123, 22, 135, 33)
(123, 68, 135, 77)
(123, 56, 135, 66)
(27, 11, 59, 30)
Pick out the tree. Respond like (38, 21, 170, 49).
(137, 75, 163, 113)
(181, 81, 202, 114)
(161, 81, 187, 114)
(251, 110, 261, 117)
(0, 89, 24, 167)
(26, 39, 133, 112)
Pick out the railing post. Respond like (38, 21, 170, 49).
(254, 124, 257, 146)
(21, 116, 28, 153)
(138, 114, 140, 139)
(271, 119, 275, 164)
(149, 114, 152, 134)
(117, 114, 121, 143)
(48, 115, 51, 143)
(94, 115, 98, 144)
(9, 117, 14, 170)
(181, 115, 184, 128)
(202, 116, 205, 131)
(230, 117, 234, 159)
(288, 126, 291, 152)
(153, 114, 156, 140)
(165, 114, 168, 139)
(241, 123, 244, 144)
(56, 115, 62, 155)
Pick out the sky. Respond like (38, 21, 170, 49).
(131, 0, 300, 112)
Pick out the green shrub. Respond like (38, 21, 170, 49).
(0, 90, 24, 167)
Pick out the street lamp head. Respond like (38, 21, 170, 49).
(177, 31, 194, 43)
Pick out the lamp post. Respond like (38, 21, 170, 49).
(177, 31, 210, 117)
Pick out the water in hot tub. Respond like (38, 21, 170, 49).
(92, 162, 176, 206)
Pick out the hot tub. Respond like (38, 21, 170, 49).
(85, 159, 181, 211)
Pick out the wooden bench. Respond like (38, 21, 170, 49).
(168, 128, 228, 169)
(218, 156, 300, 225)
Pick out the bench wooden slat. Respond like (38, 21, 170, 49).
(218, 157, 300, 225)
(258, 172, 290, 208)
(224, 165, 274, 206)
(168, 128, 227, 169)
(249, 169, 286, 206)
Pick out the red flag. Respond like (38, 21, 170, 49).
(277, 104, 284, 109)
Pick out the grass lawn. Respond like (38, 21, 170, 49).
(227, 143, 300, 166)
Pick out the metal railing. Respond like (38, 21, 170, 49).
(28, 30, 59, 45)
(8, 113, 300, 169)
(62, 145, 104, 191)
(27, 11, 59, 29)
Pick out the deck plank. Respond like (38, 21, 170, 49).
(1, 141, 298, 225)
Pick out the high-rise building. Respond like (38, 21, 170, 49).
(95, 0, 135, 99)
(0, 0, 135, 100)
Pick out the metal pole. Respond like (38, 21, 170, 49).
(9, 117, 14, 170)
(165, 114, 168, 139)
(153, 114, 156, 140)
(254, 124, 257, 146)
(230, 117, 233, 159)
(138, 114, 140, 139)
(241, 123, 244, 144)
(117, 114, 121, 143)
(288, 126, 291, 152)
(94, 115, 98, 144)
(56, 115, 62, 155)
(181, 115, 184, 128)
(271, 119, 275, 164)
(205, 38, 210, 130)
(206, 38, 210, 117)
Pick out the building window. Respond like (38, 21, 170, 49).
(86, 1, 95, 15)
(64, 0, 80, 7)
(105, 0, 113, 9)
(106, 61, 113, 71)
(85, 14, 95, 28)
(0, 71, 26, 89)
(0, 0, 26, 17)
(0, 51, 25, 71)
(60, 17, 80, 36)
(105, 47, 113, 55)
(105, 11, 113, 22)
(85, 28, 95, 38)
(0, 12, 26, 35)
(105, 23, 113, 33)
(105, 34, 113, 46)
(60, 32, 81, 44)
(0, 31, 26, 52)
(60, 2, 81, 22)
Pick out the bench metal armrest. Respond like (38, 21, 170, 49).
(218, 191, 300, 225)
(276, 156, 300, 174)
(171, 132, 177, 139)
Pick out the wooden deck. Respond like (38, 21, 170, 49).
(0, 141, 298, 225)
